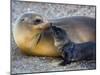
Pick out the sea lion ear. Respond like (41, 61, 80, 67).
(20, 18, 24, 22)
(20, 17, 28, 22)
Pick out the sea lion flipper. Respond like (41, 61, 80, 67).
(59, 42, 75, 66)
(59, 52, 71, 66)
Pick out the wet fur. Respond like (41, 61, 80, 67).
(51, 26, 96, 66)
(59, 42, 96, 66)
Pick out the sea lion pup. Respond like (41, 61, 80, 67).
(13, 12, 59, 56)
(51, 26, 96, 66)
(50, 26, 70, 53)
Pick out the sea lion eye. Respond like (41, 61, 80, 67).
(34, 19, 43, 24)
(21, 18, 25, 22)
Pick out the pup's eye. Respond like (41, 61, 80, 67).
(34, 19, 43, 24)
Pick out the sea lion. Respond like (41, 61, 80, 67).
(13, 12, 96, 57)
(51, 25, 96, 66)
(50, 25, 70, 53)
(13, 12, 59, 56)
(51, 26, 96, 66)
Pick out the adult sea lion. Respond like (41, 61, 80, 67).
(50, 16, 96, 43)
(13, 12, 59, 56)
(13, 12, 96, 57)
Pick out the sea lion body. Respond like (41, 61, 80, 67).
(59, 42, 96, 66)
(50, 16, 96, 43)
(13, 26, 59, 56)
(13, 12, 96, 56)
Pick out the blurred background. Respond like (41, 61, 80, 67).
(11, 0, 96, 74)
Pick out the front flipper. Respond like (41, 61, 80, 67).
(59, 50, 72, 66)
(59, 42, 75, 66)
(59, 57, 71, 66)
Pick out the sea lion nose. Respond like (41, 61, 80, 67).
(41, 22, 51, 29)
(33, 22, 51, 30)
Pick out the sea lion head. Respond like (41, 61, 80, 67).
(13, 12, 53, 54)
(15, 12, 51, 32)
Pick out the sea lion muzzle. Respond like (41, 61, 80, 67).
(33, 22, 51, 30)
